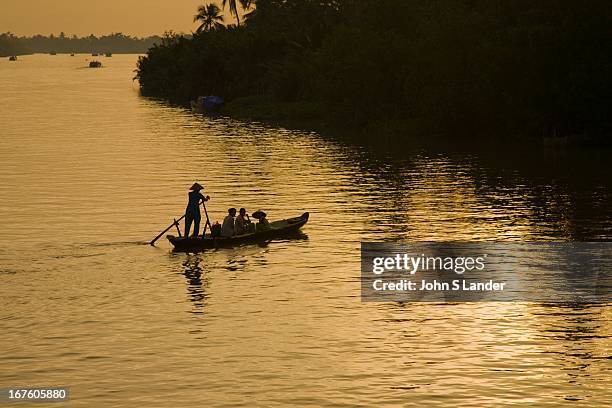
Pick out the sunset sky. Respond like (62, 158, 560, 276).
(1, 0, 242, 37)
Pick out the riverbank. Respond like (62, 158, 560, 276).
(222, 95, 610, 149)
(222, 96, 444, 148)
(136, 1, 611, 148)
(0, 32, 161, 57)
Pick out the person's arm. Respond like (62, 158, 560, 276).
(198, 193, 210, 204)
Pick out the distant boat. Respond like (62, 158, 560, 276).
(89, 60, 102, 68)
(105, 52, 112, 57)
(8, 56, 17, 61)
(191, 95, 225, 113)
(50, 51, 57, 55)
(70, 53, 75, 56)
(91, 53, 98, 57)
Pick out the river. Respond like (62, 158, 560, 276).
(0, 54, 610, 407)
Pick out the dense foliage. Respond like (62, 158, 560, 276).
(136, 0, 612, 141)
(0, 32, 162, 56)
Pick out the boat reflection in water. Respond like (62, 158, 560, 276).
(181, 256, 209, 314)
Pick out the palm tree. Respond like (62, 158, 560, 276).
(221, 0, 254, 26)
(194, 3, 225, 32)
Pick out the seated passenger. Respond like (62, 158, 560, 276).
(235, 208, 252, 235)
(221, 208, 237, 237)
(252, 210, 270, 232)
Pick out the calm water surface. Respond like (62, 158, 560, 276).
(1, 55, 610, 407)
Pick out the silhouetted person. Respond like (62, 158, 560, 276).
(185, 183, 209, 237)
(235, 208, 252, 235)
(252, 210, 270, 232)
(221, 208, 237, 237)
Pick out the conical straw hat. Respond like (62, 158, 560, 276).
(189, 182, 204, 191)
(252, 210, 267, 219)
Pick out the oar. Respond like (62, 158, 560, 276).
(201, 198, 212, 236)
(150, 214, 186, 246)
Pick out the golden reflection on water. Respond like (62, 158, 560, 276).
(0, 55, 610, 407)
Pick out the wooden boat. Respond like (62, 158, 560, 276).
(8, 56, 17, 61)
(190, 95, 224, 113)
(167, 212, 309, 251)
(89, 60, 102, 68)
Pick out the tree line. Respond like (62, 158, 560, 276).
(136, 0, 612, 143)
(0, 32, 163, 56)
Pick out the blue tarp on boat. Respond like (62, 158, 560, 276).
(202, 95, 224, 109)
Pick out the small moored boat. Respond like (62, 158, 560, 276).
(191, 95, 225, 113)
(8, 56, 17, 61)
(167, 212, 309, 252)
(89, 60, 102, 68)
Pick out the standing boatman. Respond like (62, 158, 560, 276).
(184, 182, 210, 237)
